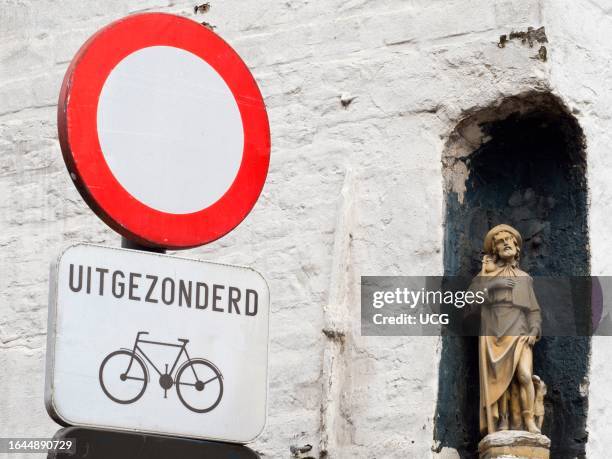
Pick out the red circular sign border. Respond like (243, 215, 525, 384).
(58, 13, 270, 249)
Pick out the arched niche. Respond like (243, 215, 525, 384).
(434, 92, 589, 458)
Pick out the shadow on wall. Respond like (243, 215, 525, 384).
(434, 92, 590, 459)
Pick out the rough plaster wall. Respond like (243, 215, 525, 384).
(0, 0, 609, 458)
(543, 1, 612, 457)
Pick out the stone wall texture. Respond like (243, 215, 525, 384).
(1, 0, 611, 457)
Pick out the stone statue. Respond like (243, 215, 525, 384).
(469, 224, 546, 437)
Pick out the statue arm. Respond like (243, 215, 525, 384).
(527, 277, 542, 338)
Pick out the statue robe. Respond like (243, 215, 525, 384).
(469, 263, 541, 435)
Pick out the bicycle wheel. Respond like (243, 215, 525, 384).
(99, 350, 147, 404)
(175, 358, 223, 413)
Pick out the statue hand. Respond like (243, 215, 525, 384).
(527, 335, 537, 346)
(489, 278, 516, 289)
(482, 254, 494, 265)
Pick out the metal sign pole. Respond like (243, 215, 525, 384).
(120, 237, 166, 254)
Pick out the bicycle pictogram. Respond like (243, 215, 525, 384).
(99, 331, 223, 413)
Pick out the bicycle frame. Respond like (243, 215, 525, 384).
(125, 331, 194, 380)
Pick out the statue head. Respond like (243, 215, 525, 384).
(484, 224, 522, 265)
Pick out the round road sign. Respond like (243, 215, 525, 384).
(58, 13, 270, 249)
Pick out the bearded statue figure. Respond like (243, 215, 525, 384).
(469, 224, 546, 437)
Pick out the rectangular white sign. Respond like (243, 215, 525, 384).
(45, 243, 269, 443)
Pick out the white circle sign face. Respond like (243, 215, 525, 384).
(97, 46, 244, 214)
(58, 13, 270, 249)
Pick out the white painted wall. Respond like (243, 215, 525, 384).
(0, 0, 609, 457)
(543, 2, 612, 457)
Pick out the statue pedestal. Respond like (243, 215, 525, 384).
(478, 431, 550, 459)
